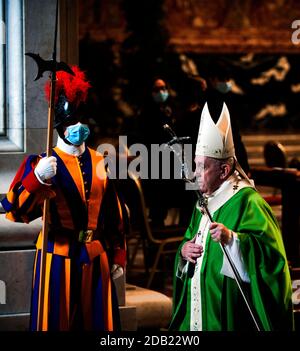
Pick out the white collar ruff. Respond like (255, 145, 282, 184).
(56, 136, 86, 156)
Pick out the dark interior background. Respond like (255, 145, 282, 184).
(78, 0, 300, 147)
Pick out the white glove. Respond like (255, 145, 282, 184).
(111, 264, 124, 280)
(34, 156, 57, 183)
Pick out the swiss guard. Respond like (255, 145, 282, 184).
(1, 66, 126, 331)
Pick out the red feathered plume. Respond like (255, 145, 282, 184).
(44, 65, 91, 107)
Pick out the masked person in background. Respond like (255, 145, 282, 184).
(138, 77, 175, 151)
(170, 102, 294, 331)
(0, 66, 126, 331)
(137, 77, 180, 228)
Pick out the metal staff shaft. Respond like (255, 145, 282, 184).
(37, 0, 58, 331)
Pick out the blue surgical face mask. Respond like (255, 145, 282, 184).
(65, 122, 90, 146)
(153, 91, 169, 103)
(216, 81, 232, 94)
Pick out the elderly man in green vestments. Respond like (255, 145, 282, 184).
(170, 103, 294, 331)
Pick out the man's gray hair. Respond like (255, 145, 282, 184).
(212, 156, 236, 175)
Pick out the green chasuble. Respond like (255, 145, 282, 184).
(170, 186, 294, 331)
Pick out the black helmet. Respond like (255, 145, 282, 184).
(54, 94, 78, 128)
(44, 65, 91, 129)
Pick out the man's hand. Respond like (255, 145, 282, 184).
(35, 156, 57, 182)
(209, 222, 233, 245)
(181, 235, 203, 264)
(111, 264, 124, 280)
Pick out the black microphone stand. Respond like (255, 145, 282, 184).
(163, 123, 263, 331)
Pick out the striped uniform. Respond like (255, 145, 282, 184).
(1, 146, 126, 331)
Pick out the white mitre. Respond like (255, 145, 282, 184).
(195, 102, 234, 158)
(196, 102, 254, 186)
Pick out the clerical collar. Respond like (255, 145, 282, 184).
(56, 136, 85, 156)
(206, 171, 241, 200)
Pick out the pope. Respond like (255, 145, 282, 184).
(170, 102, 294, 331)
